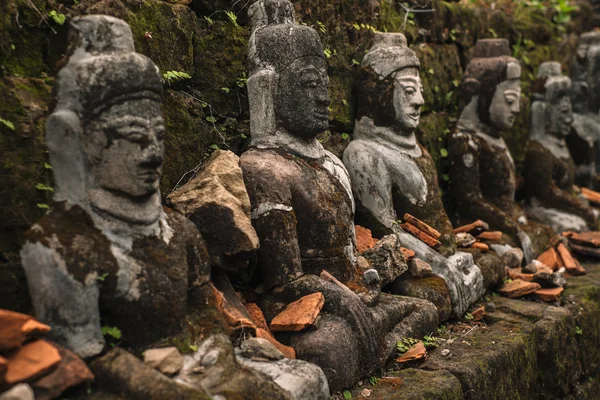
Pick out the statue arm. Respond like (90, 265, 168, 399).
(449, 133, 520, 235)
(525, 143, 596, 226)
(20, 240, 105, 358)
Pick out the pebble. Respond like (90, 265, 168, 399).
(485, 302, 496, 313)
(441, 349, 450, 357)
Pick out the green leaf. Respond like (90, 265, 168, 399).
(43, 163, 52, 169)
(206, 116, 217, 123)
(341, 132, 350, 140)
(203, 16, 214, 25)
(441, 174, 450, 181)
(101, 325, 122, 340)
(323, 48, 332, 59)
(189, 344, 198, 352)
(0, 117, 15, 131)
(48, 10, 66, 25)
(427, 68, 434, 75)
(35, 183, 54, 192)
(225, 11, 239, 27)
(97, 272, 109, 282)
(440, 148, 448, 158)
(221, 87, 230, 94)
(343, 390, 352, 400)
(36, 203, 50, 210)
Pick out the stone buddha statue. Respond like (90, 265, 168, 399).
(342, 32, 489, 318)
(568, 32, 600, 188)
(448, 38, 552, 260)
(241, 0, 437, 391)
(524, 61, 597, 232)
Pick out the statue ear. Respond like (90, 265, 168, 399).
(45, 110, 88, 206)
(247, 69, 277, 144)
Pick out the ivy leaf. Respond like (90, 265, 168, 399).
(206, 116, 217, 123)
(440, 148, 448, 158)
(0, 117, 15, 131)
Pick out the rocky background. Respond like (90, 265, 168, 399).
(1, 0, 598, 312)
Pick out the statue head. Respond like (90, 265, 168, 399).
(459, 39, 522, 134)
(571, 31, 600, 114)
(531, 61, 573, 139)
(47, 15, 164, 224)
(355, 32, 423, 133)
(247, 0, 330, 142)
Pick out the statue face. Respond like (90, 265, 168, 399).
(392, 68, 424, 133)
(84, 98, 165, 198)
(488, 61, 521, 131)
(548, 95, 573, 137)
(275, 56, 330, 138)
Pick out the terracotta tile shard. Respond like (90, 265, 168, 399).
(566, 231, 600, 248)
(537, 247, 559, 271)
(21, 319, 51, 336)
(0, 355, 7, 383)
(245, 303, 270, 332)
(557, 244, 585, 275)
(255, 329, 296, 359)
(534, 287, 564, 302)
(403, 214, 441, 239)
(581, 187, 600, 206)
(0, 310, 51, 352)
(454, 220, 489, 235)
(400, 222, 441, 249)
(395, 341, 426, 363)
(498, 279, 541, 299)
(355, 225, 378, 253)
(476, 231, 502, 241)
(471, 306, 485, 321)
(5, 340, 61, 384)
(507, 268, 534, 282)
(212, 284, 256, 336)
(570, 243, 600, 258)
(270, 292, 325, 332)
(471, 242, 489, 251)
(401, 247, 416, 261)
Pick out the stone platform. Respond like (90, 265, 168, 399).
(343, 260, 600, 400)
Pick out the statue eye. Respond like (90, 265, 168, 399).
(404, 86, 416, 94)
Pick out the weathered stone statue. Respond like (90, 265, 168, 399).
(568, 31, 600, 189)
(18, 15, 306, 400)
(448, 38, 552, 260)
(241, 0, 437, 391)
(342, 32, 490, 317)
(524, 61, 597, 232)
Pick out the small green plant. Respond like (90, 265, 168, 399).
(323, 48, 332, 58)
(35, 183, 54, 192)
(0, 117, 15, 131)
(206, 116, 217, 123)
(436, 325, 448, 335)
(221, 87, 230, 94)
(43, 163, 52, 169)
(440, 148, 448, 158)
(225, 11, 239, 27)
(503, 277, 513, 285)
(316, 21, 326, 34)
(465, 312, 474, 321)
(351, 59, 360, 67)
(341, 132, 350, 140)
(101, 325, 122, 340)
(396, 337, 419, 354)
(576, 326, 583, 335)
(48, 10, 66, 25)
(36, 203, 50, 210)
(204, 15, 214, 25)
(97, 273, 109, 282)
(423, 335, 440, 349)
(367, 375, 379, 386)
(343, 390, 352, 400)
(488, 28, 498, 38)
(163, 70, 191, 83)
(189, 344, 198, 352)
(236, 72, 247, 88)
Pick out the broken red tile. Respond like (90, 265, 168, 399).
(395, 341, 426, 363)
(20, 319, 51, 337)
(255, 329, 296, 359)
(0, 310, 52, 353)
(536, 247, 559, 271)
(570, 243, 600, 258)
(471, 306, 486, 321)
(32, 343, 94, 400)
(401, 247, 416, 261)
(471, 242, 489, 251)
(244, 303, 270, 332)
(476, 231, 502, 241)
(270, 292, 325, 332)
(454, 220, 489, 235)
(557, 243, 585, 275)
(400, 222, 441, 249)
(580, 187, 600, 206)
(507, 268, 534, 282)
(566, 231, 600, 248)
(212, 284, 256, 336)
(534, 287, 564, 302)
(0, 355, 7, 384)
(4, 340, 61, 384)
(403, 213, 441, 239)
(498, 279, 541, 299)
(572, 258, 587, 276)
(355, 225, 378, 253)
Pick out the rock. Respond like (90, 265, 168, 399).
(471, 306, 485, 321)
(0, 384, 34, 400)
(455, 232, 476, 247)
(356, 256, 371, 271)
(534, 287, 564, 302)
(270, 293, 325, 333)
(522, 262, 537, 274)
(32, 343, 94, 400)
(498, 279, 541, 299)
(396, 341, 427, 363)
(537, 247, 560, 270)
(485, 302, 496, 313)
(401, 247, 416, 261)
(355, 225, 378, 253)
(168, 150, 259, 271)
(143, 347, 184, 375)
(4, 340, 61, 385)
(240, 337, 284, 361)
(236, 355, 329, 400)
(454, 220, 489, 235)
(255, 329, 296, 359)
(441, 349, 451, 357)
(501, 248, 524, 269)
(534, 262, 554, 275)
(361, 234, 409, 286)
(401, 222, 442, 249)
(507, 268, 534, 282)
(0, 309, 51, 352)
(533, 267, 567, 288)
(390, 276, 453, 322)
(363, 269, 380, 286)
(408, 258, 433, 278)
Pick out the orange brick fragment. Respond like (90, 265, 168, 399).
(557, 243, 586, 275)
(396, 341, 426, 363)
(256, 329, 296, 359)
(471, 306, 485, 321)
(534, 287, 564, 302)
(566, 231, 600, 248)
(581, 187, 600, 206)
(403, 214, 441, 239)
(355, 225, 378, 253)
(570, 243, 600, 258)
(476, 231, 502, 241)
(400, 222, 441, 249)
(401, 247, 416, 261)
(245, 303, 270, 332)
(537, 247, 559, 271)
(454, 220, 489, 235)
(21, 319, 51, 336)
(5, 340, 61, 384)
(498, 279, 541, 299)
(0, 355, 6, 383)
(471, 242, 489, 251)
(507, 268, 534, 282)
(270, 293, 325, 332)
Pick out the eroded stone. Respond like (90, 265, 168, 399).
(143, 347, 184, 375)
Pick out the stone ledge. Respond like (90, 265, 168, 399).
(344, 261, 600, 400)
